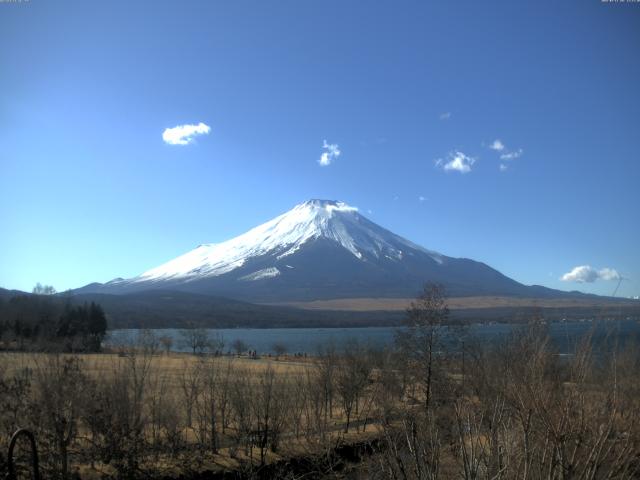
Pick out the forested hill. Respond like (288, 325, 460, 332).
(70, 290, 404, 329)
(2, 287, 637, 332)
(58, 290, 640, 329)
(0, 290, 107, 351)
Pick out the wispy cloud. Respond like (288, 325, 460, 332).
(319, 140, 341, 166)
(561, 265, 621, 283)
(489, 139, 505, 151)
(439, 112, 452, 120)
(162, 122, 211, 145)
(436, 151, 476, 174)
(487, 138, 524, 163)
(418, 195, 426, 202)
(499, 163, 508, 172)
(500, 148, 523, 160)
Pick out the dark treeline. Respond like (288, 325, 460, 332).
(61, 290, 640, 330)
(73, 290, 406, 329)
(0, 287, 107, 352)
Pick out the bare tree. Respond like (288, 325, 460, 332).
(232, 339, 249, 356)
(0, 360, 32, 470)
(376, 409, 442, 480)
(302, 367, 330, 442)
(250, 366, 289, 465)
(180, 327, 212, 355)
(335, 340, 372, 433)
(217, 358, 234, 434)
(147, 368, 171, 457)
(229, 368, 254, 456)
(137, 329, 159, 355)
(179, 359, 202, 428)
(316, 342, 337, 425)
(81, 348, 154, 478)
(194, 356, 223, 453)
(32, 283, 56, 295)
(396, 283, 449, 413)
(31, 354, 87, 479)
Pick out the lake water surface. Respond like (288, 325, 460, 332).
(108, 319, 640, 355)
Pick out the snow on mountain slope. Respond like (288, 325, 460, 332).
(131, 199, 444, 284)
(72, 199, 600, 303)
(239, 267, 281, 282)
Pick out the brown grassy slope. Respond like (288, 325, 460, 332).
(266, 296, 638, 311)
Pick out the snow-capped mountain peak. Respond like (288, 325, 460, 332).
(75, 199, 547, 302)
(132, 199, 442, 284)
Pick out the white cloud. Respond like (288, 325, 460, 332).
(325, 202, 357, 213)
(500, 148, 523, 160)
(489, 139, 505, 151)
(499, 163, 508, 172)
(598, 268, 621, 281)
(319, 140, 341, 166)
(561, 265, 621, 283)
(162, 122, 211, 145)
(418, 195, 426, 202)
(436, 151, 476, 174)
(439, 112, 451, 120)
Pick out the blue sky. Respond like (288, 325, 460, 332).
(1, 0, 639, 297)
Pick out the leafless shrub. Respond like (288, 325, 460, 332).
(250, 365, 290, 465)
(336, 340, 373, 433)
(376, 409, 442, 480)
(179, 359, 202, 429)
(193, 356, 223, 452)
(81, 349, 153, 478)
(30, 354, 87, 479)
(0, 359, 32, 476)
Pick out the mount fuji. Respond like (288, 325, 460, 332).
(75, 199, 574, 302)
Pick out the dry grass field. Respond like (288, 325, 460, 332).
(0, 348, 386, 479)
(2, 315, 640, 480)
(0, 350, 313, 378)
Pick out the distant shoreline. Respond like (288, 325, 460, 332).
(107, 319, 640, 355)
(264, 295, 640, 311)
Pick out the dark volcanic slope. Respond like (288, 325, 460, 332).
(73, 200, 595, 303)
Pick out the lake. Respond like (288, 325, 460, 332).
(107, 319, 640, 355)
